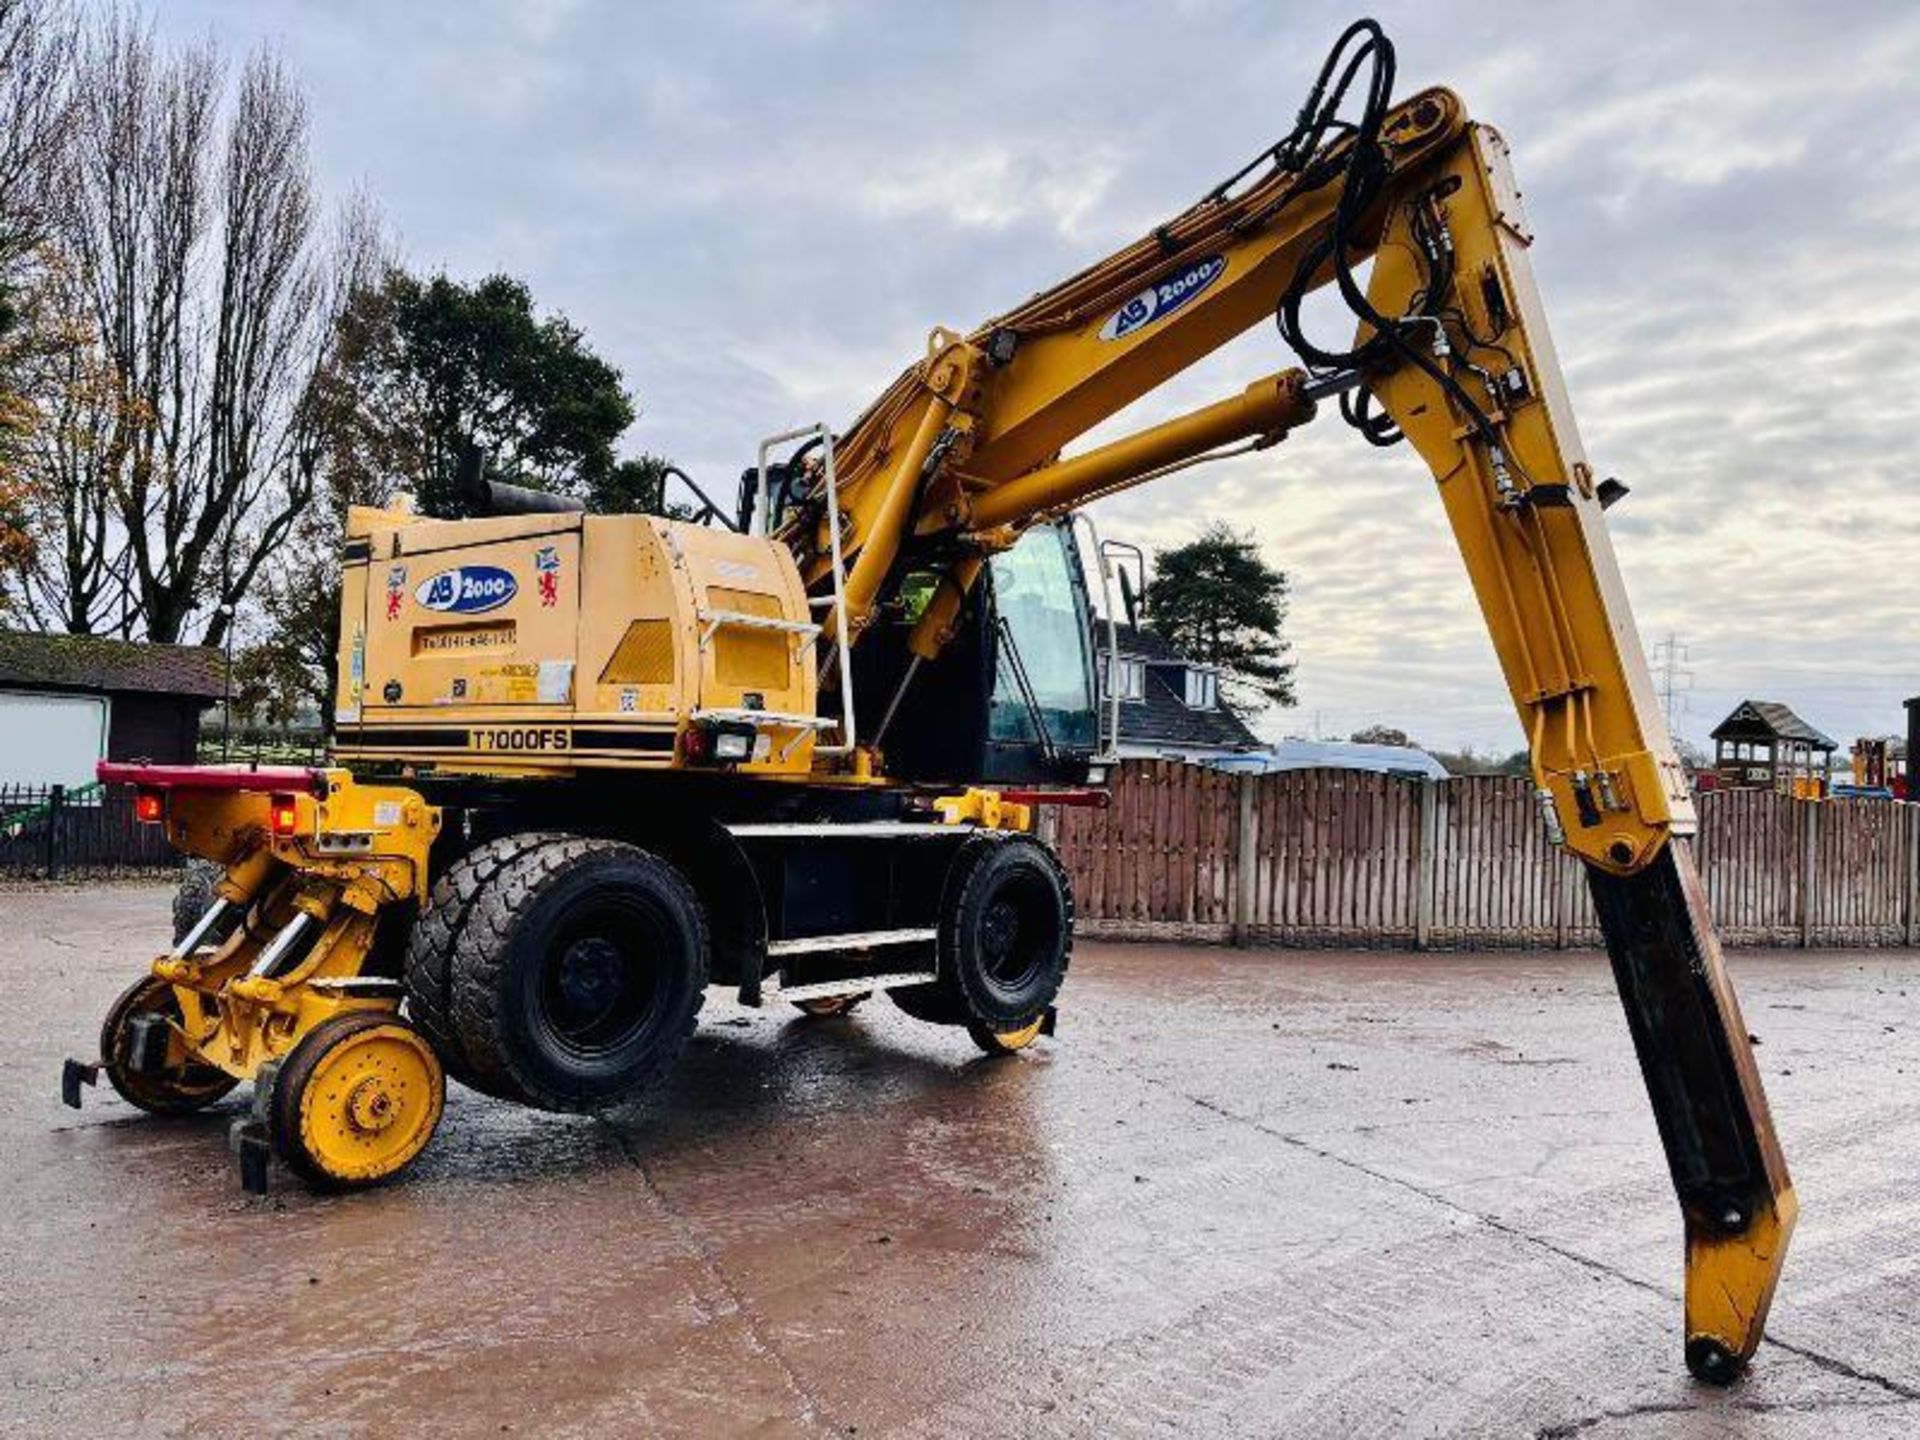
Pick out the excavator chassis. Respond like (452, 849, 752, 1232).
(65, 763, 1067, 1191)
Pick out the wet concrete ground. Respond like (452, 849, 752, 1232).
(3, 882, 1918, 1438)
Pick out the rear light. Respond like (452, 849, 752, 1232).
(270, 793, 299, 838)
(133, 790, 163, 824)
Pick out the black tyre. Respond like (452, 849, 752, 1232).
(100, 974, 239, 1115)
(404, 832, 568, 1094)
(446, 837, 709, 1112)
(943, 835, 1072, 1029)
(893, 835, 1073, 1032)
(171, 860, 221, 944)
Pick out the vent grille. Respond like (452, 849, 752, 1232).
(599, 618, 675, 685)
(708, 587, 790, 689)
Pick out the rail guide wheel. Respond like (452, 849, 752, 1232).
(967, 1012, 1051, 1056)
(270, 1011, 445, 1189)
(99, 974, 239, 1114)
(792, 993, 871, 1017)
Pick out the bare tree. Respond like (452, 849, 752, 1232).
(0, 0, 71, 271)
(0, 0, 75, 607)
(11, 14, 361, 644)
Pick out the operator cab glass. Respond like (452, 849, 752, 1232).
(987, 523, 1098, 759)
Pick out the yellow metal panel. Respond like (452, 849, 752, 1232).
(599, 618, 676, 686)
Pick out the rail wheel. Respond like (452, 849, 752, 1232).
(270, 1011, 445, 1190)
(793, 993, 870, 1017)
(100, 974, 238, 1115)
(967, 1014, 1047, 1056)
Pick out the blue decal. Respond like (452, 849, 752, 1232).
(1098, 255, 1228, 342)
(414, 564, 518, 615)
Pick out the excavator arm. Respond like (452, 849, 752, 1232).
(780, 21, 1793, 1381)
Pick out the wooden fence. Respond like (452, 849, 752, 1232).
(1041, 762, 1920, 950)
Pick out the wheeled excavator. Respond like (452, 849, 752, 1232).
(62, 20, 1793, 1384)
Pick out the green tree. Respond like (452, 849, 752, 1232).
(1143, 523, 1296, 707)
(340, 270, 638, 518)
(240, 265, 680, 725)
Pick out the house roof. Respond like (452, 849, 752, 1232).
(1095, 617, 1263, 753)
(1710, 699, 1837, 751)
(0, 629, 226, 700)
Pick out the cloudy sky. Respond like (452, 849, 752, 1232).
(157, 0, 1920, 754)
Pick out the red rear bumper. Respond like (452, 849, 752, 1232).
(97, 761, 326, 795)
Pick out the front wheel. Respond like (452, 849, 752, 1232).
(447, 837, 709, 1112)
(893, 835, 1073, 1037)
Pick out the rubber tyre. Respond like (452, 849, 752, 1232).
(171, 860, 221, 944)
(100, 974, 239, 1115)
(404, 832, 570, 1095)
(893, 835, 1073, 1032)
(270, 1010, 445, 1190)
(447, 837, 709, 1112)
(941, 835, 1072, 1029)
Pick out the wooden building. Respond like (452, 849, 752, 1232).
(0, 631, 225, 787)
(1710, 699, 1837, 798)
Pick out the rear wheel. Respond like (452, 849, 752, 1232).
(446, 837, 709, 1112)
(405, 833, 568, 1094)
(100, 974, 238, 1115)
(270, 1010, 445, 1189)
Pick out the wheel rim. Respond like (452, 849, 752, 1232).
(535, 898, 670, 1060)
(298, 1022, 443, 1182)
(976, 868, 1062, 1001)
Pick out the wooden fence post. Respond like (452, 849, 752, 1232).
(1800, 800, 1819, 949)
(1414, 778, 1436, 950)
(1232, 772, 1258, 948)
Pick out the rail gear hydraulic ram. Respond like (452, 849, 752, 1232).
(67, 18, 1790, 1383)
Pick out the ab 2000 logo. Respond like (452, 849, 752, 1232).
(1098, 255, 1228, 342)
(414, 565, 518, 615)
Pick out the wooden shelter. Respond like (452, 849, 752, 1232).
(1710, 699, 1836, 798)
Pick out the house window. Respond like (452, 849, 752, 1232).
(1183, 668, 1218, 711)
(1106, 656, 1145, 703)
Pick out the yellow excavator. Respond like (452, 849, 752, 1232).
(64, 20, 1792, 1384)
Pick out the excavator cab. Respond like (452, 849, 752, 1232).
(867, 520, 1102, 787)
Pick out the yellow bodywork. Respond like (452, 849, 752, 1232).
(334, 508, 820, 777)
(151, 770, 440, 1082)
